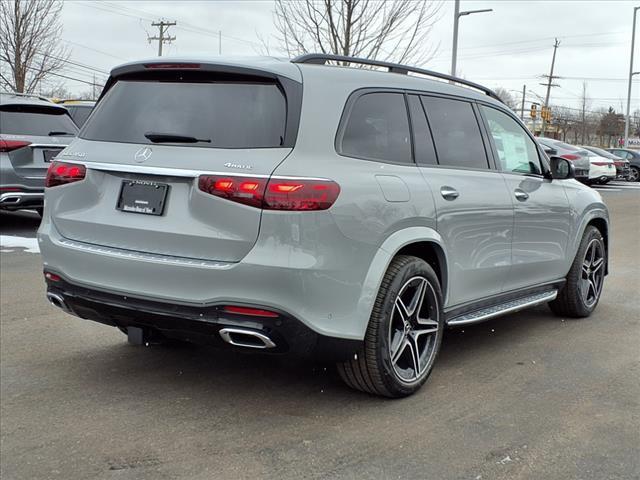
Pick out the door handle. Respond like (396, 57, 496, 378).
(514, 189, 529, 201)
(440, 186, 459, 200)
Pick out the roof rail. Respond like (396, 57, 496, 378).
(0, 91, 53, 103)
(291, 53, 503, 104)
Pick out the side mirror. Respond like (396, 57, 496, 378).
(549, 156, 575, 180)
(543, 146, 558, 156)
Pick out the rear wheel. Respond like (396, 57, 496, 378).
(337, 255, 444, 398)
(549, 226, 605, 318)
(628, 166, 640, 182)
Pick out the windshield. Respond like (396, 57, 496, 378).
(0, 105, 78, 136)
(82, 78, 287, 148)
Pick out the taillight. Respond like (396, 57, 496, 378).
(264, 179, 340, 211)
(0, 139, 31, 152)
(45, 161, 86, 188)
(198, 176, 267, 208)
(198, 175, 340, 211)
(222, 305, 279, 318)
(561, 154, 580, 161)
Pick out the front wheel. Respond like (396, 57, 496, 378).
(549, 226, 606, 318)
(628, 166, 640, 182)
(337, 255, 444, 398)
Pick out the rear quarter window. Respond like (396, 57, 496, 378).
(338, 92, 412, 164)
(82, 77, 287, 148)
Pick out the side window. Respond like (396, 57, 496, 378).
(340, 92, 412, 164)
(407, 95, 437, 165)
(420, 96, 489, 169)
(481, 105, 542, 175)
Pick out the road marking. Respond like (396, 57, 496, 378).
(0, 235, 40, 253)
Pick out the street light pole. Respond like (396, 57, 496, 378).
(624, 6, 640, 147)
(450, 0, 493, 77)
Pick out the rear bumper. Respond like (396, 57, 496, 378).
(588, 164, 616, 180)
(0, 191, 44, 210)
(38, 216, 379, 341)
(45, 275, 361, 361)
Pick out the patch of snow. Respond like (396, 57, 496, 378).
(0, 235, 40, 253)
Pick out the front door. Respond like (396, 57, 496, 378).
(479, 104, 572, 291)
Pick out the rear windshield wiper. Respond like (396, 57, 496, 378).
(144, 132, 211, 144)
(48, 131, 76, 136)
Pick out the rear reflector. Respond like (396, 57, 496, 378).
(0, 139, 31, 152)
(45, 161, 86, 188)
(144, 63, 201, 69)
(592, 162, 610, 166)
(44, 271, 61, 282)
(198, 175, 340, 211)
(0, 187, 22, 192)
(561, 154, 580, 161)
(222, 305, 279, 318)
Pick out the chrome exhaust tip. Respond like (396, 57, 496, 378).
(46, 292, 71, 314)
(219, 327, 276, 349)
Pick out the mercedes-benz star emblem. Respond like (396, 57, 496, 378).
(134, 147, 153, 163)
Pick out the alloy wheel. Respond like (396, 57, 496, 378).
(388, 276, 440, 384)
(581, 238, 605, 308)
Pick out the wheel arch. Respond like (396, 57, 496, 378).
(356, 227, 449, 338)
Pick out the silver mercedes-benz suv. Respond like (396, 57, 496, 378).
(39, 55, 609, 397)
(1, 93, 78, 215)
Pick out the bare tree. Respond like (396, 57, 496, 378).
(270, 0, 442, 65)
(0, 0, 70, 93)
(493, 87, 518, 111)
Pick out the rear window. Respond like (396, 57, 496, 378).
(82, 79, 287, 148)
(421, 96, 489, 170)
(0, 105, 78, 136)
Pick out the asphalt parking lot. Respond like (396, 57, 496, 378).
(1, 181, 639, 480)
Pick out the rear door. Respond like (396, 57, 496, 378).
(478, 104, 571, 289)
(0, 104, 77, 184)
(414, 94, 514, 307)
(50, 68, 299, 263)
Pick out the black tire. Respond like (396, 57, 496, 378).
(628, 166, 640, 182)
(337, 255, 444, 398)
(549, 226, 606, 318)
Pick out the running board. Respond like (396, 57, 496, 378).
(446, 290, 558, 327)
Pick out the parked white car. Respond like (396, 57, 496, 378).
(585, 150, 616, 185)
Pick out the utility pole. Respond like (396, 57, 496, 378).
(219, 30, 222, 55)
(520, 84, 526, 121)
(148, 20, 176, 57)
(92, 74, 96, 100)
(540, 38, 561, 136)
(624, 7, 640, 147)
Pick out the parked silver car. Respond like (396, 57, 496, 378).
(39, 55, 609, 397)
(1, 93, 78, 215)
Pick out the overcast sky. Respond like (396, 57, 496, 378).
(56, 0, 637, 114)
